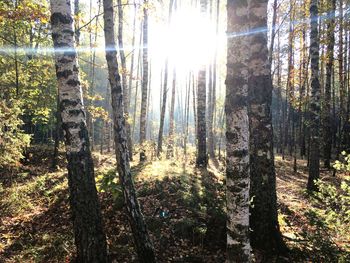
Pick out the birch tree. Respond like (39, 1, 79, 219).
(139, 0, 149, 162)
(102, 0, 156, 261)
(50, 0, 107, 261)
(248, 0, 285, 254)
(226, 0, 251, 261)
(117, 0, 133, 159)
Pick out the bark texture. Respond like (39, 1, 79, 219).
(226, 0, 251, 261)
(50, 1, 107, 261)
(74, 0, 80, 46)
(307, 0, 321, 191)
(248, 0, 285, 254)
(102, 0, 156, 261)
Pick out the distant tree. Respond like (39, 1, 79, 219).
(167, 69, 176, 158)
(50, 0, 108, 261)
(322, 0, 336, 168)
(102, 0, 156, 261)
(196, 0, 208, 168)
(157, 0, 175, 157)
(307, 0, 321, 191)
(207, 0, 220, 160)
(226, 0, 251, 261)
(128, 1, 138, 160)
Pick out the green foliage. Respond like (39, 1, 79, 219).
(0, 101, 31, 168)
(312, 178, 350, 237)
(96, 168, 122, 201)
(303, 153, 350, 260)
(333, 151, 350, 172)
(0, 0, 57, 146)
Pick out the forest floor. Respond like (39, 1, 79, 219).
(0, 146, 349, 262)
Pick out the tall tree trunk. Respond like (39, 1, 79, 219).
(226, 0, 251, 261)
(192, 75, 197, 144)
(50, 1, 107, 261)
(157, 59, 169, 157)
(346, 30, 350, 150)
(332, 65, 337, 150)
(286, 3, 294, 156)
(297, 14, 304, 161)
(248, 0, 286, 254)
(52, 92, 61, 169)
(184, 72, 191, 158)
(139, 0, 149, 162)
(276, 25, 283, 154)
(102, 0, 156, 261)
(128, 2, 137, 101)
(146, 62, 152, 141)
(117, 0, 133, 160)
(167, 69, 176, 159)
(268, 0, 278, 67)
(207, 0, 220, 159)
(338, 0, 345, 150)
(300, 3, 308, 159)
(307, 0, 321, 191)
(322, 0, 335, 168)
(157, 0, 175, 157)
(196, 0, 208, 167)
(132, 27, 143, 142)
(100, 120, 104, 154)
(342, 20, 350, 150)
(207, 0, 214, 159)
(74, 0, 80, 46)
(127, 2, 137, 160)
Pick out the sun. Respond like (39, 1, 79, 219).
(149, 5, 217, 73)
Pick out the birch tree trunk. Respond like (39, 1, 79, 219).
(226, 0, 251, 261)
(139, 0, 149, 162)
(307, 0, 321, 191)
(127, 3, 137, 160)
(50, 1, 107, 261)
(117, 0, 133, 160)
(248, 0, 286, 254)
(102, 0, 156, 261)
(74, 0, 80, 46)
